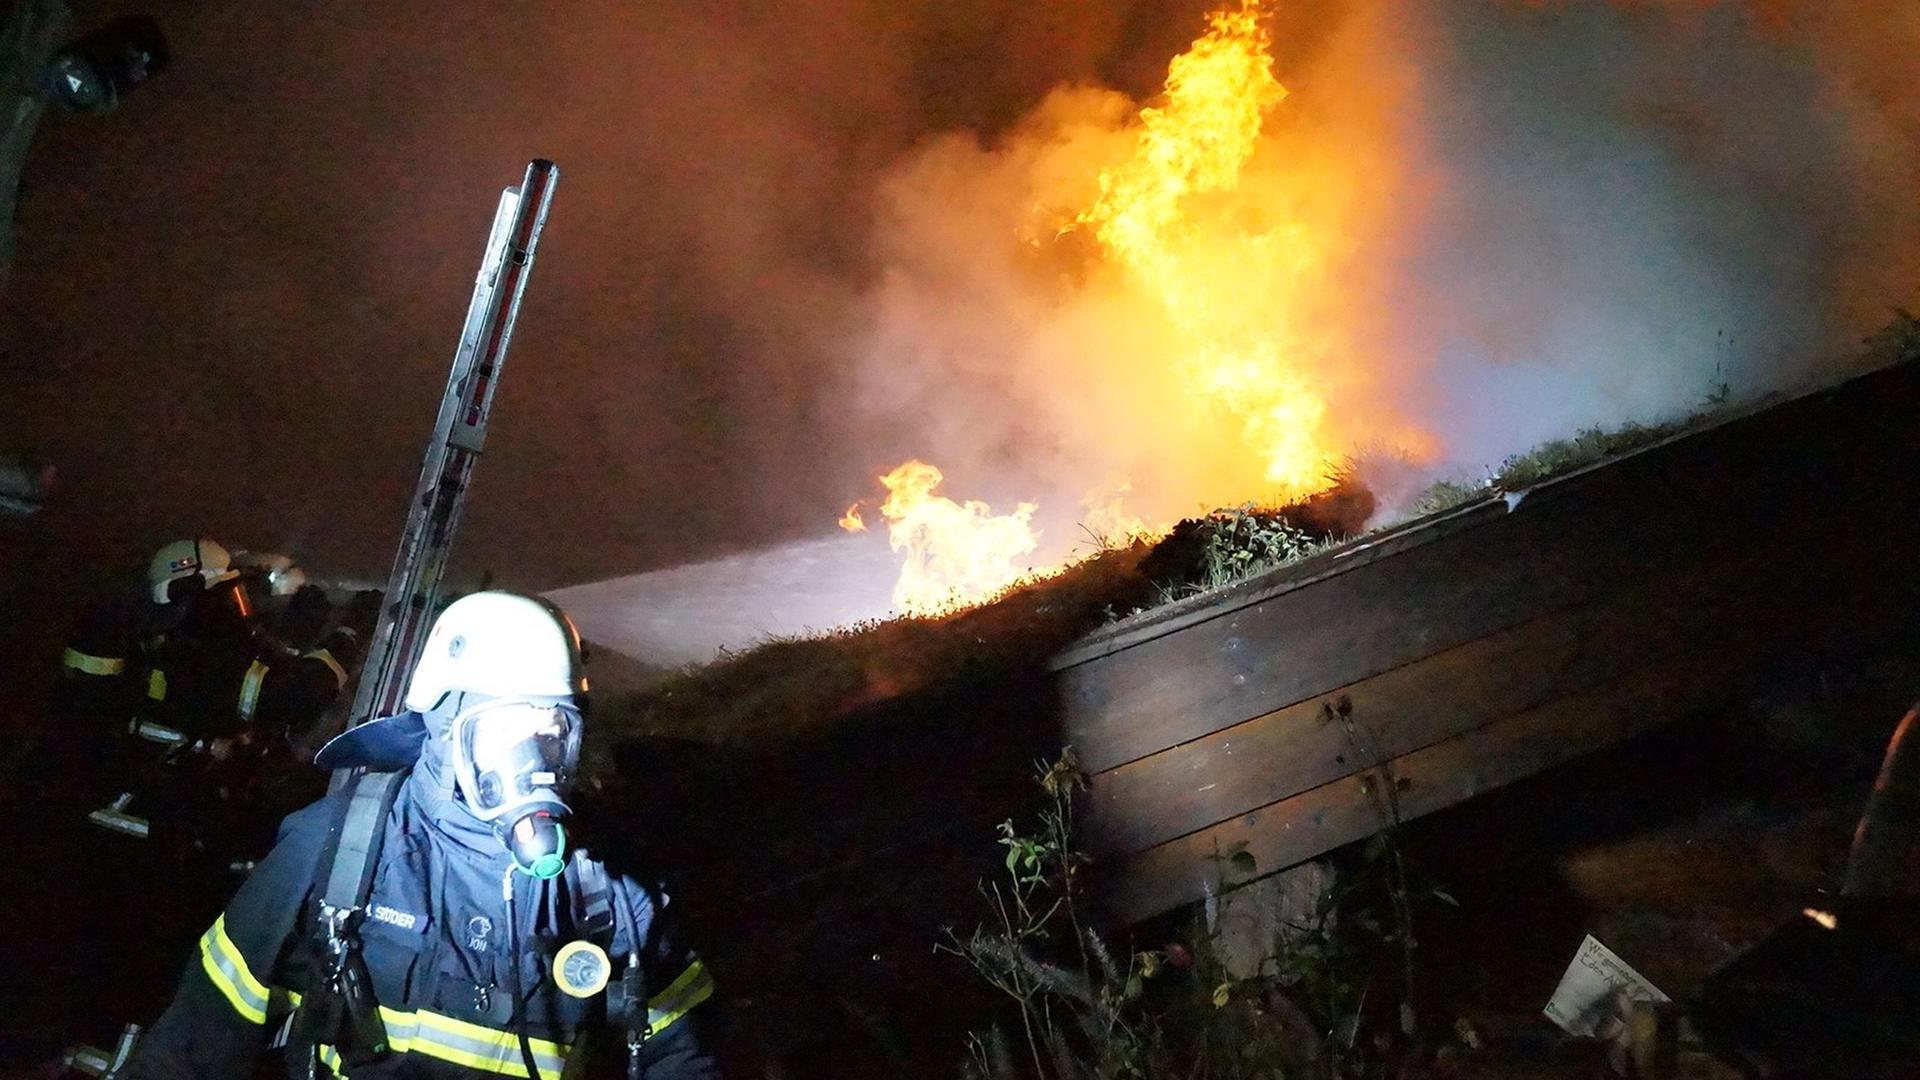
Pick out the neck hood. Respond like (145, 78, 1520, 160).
(313, 699, 510, 859)
(404, 695, 511, 858)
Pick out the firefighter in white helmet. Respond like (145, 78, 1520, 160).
(56, 539, 255, 753)
(58, 539, 365, 841)
(122, 591, 720, 1079)
(146, 537, 246, 607)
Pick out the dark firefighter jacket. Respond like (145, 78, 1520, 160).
(58, 590, 353, 743)
(119, 714, 719, 1080)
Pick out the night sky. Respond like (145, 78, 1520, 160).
(3, 0, 1220, 593)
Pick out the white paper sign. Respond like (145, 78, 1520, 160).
(1542, 934, 1670, 1038)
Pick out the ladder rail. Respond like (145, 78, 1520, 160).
(343, 160, 559, 739)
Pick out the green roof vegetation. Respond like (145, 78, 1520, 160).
(594, 312, 1920, 753)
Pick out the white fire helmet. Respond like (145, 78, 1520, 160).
(147, 538, 242, 605)
(234, 551, 309, 597)
(402, 591, 588, 713)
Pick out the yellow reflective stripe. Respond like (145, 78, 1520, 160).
(646, 959, 714, 1036)
(147, 669, 168, 701)
(62, 647, 126, 676)
(394, 1006, 569, 1079)
(303, 647, 349, 690)
(196, 915, 270, 1024)
(237, 659, 269, 721)
(309, 1003, 572, 1078)
(270, 986, 302, 1016)
(316, 1007, 569, 1079)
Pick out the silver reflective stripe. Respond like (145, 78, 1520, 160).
(129, 720, 187, 747)
(646, 960, 715, 1035)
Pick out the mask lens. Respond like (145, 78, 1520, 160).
(455, 702, 581, 819)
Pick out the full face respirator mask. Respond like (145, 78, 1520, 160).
(448, 698, 583, 879)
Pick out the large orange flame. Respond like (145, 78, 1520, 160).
(1078, 0, 1336, 498)
(853, 0, 1394, 611)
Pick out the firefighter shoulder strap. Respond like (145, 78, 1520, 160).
(294, 769, 407, 1068)
(319, 770, 405, 909)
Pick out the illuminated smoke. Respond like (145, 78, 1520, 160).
(9, 1, 1917, 649)
(848, 0, 1920, 578)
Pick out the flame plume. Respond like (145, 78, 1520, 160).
(1078, 0, 1335, 498)
(875, 460, 1040, 616)
(852, 0, 1389, 612)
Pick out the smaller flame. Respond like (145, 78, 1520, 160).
(839, 502, 867, 533)
(875, 460, 1040, 615)
(1080, 479, 1162, 547)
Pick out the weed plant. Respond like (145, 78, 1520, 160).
(948, 729, 1459, 1080)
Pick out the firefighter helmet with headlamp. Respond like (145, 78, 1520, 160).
(233, 551, 309, 597)
(147, 538, 242, 605)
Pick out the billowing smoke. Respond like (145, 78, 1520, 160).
(1386, 0, 1920, 468)
(845, 0, 1920, 552)
(5, 0, 1917, 622)
(4, 0, 1193, 590)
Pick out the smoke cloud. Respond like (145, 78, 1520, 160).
(1386, 0, 1920, 467)
(5, 0, 1917, 604)
(847, 0, 1920, 550)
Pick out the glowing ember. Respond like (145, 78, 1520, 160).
(838, 502, 867, 533)
(1077, 0, 1336, 498)
(874, 460, 1040, 615)
(1803, 907, 1839, 931)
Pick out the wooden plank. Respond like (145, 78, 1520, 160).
(1080, 481, 1919, 858)
(1082, 554, 1734, 857)
(1058, 362, 1920, 774)
(1096, 550, 1919, 923)
(1060, 495, 1629, 772)
(1100, 659, 1696, 922)
(1060, 486, 1695, 773)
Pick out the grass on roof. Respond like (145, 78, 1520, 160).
(1411, 310, 1920, 518)
(595, 543, 1157, 749)
(595, 312, 1920, 753)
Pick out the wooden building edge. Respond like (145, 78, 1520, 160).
(1051, 353, 1920, 923)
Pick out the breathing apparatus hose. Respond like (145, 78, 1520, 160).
(502, 864, 544, 1080)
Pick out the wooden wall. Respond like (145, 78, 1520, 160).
(1053, 358, 1920, 922)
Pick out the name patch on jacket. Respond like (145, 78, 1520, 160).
(369, 904, 423, 932)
